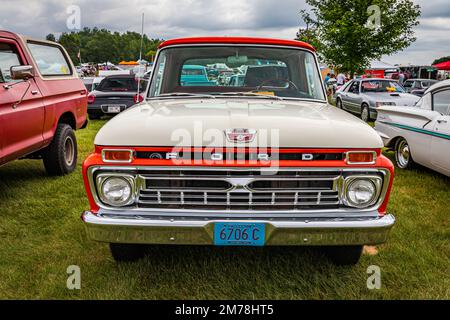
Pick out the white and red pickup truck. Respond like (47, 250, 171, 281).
(81, 37, 395, 265)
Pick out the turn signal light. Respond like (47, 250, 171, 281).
(102, 150, 133, 163)
(346, 152, 376, 164)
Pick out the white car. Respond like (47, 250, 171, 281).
(375, 80, 450, 177)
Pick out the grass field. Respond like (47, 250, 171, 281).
(0, 119, 449, 300)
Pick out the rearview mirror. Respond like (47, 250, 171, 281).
(11, 65, 34, 80)
(227, 55, 248, 64)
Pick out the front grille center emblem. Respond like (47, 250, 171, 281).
(225, 128, 257, 143)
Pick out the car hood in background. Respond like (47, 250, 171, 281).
(95, 98, 383, 148)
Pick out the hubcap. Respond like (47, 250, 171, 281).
(361, 108, 369, 121)
(397, 140, 410, 168)
(64, 136, 75, 166)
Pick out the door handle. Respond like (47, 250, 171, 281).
(437, 119, 448, 124)
(80, 90, 87, 95)
(31, 90, 39, 95)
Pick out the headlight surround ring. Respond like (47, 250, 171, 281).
(343, 176, 383, 209)
(96, 173, 137, 207)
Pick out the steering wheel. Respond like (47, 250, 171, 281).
(254, 79, 299, 92)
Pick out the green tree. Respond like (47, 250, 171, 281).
(432, 56, 450, 65)
(45, 33, 56, 42)
(56, 28, 163, 65)
(58, 32, 81, 63)
(299, 0, 421, 76)
(296, 25, 321, 53)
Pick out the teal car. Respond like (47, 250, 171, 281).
(180, 65, 216, 86)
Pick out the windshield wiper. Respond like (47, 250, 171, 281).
(212, 92, 284, 100)
(150, 92, 216, 99)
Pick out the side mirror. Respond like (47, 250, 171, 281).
(11, 65, 34, 80)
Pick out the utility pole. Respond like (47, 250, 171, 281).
(136, 13, 145, 99)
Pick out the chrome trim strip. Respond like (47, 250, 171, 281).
(86, 166, 391, 216)
(95, 173, 137, 207)
(342, 175, 383, 208)
(82, 211, 396, 246)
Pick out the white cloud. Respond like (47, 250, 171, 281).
(0, 0, 448, 65)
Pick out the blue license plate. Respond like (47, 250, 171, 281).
(214, 222, 266, 246)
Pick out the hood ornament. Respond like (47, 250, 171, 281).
(225, 128, 257, 143)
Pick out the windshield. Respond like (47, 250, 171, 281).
(403, 81, 413, 88)
(148, 46, 326, 100)
(361, 80, 405, 93)
(96, 77, 146, 92)
(421, 80, 437, 88)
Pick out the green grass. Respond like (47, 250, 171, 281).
(0, 120, 449, 300)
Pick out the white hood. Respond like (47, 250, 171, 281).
(95, 98, 383, 148)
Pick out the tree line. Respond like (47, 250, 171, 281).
(46, 27, 163, 65)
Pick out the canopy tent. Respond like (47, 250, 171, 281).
(118, 61, 139, 65)
(433, 60, 450, 71)
(368, 60, 397, 70)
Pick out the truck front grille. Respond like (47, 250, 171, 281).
(136, 168, 342, 211)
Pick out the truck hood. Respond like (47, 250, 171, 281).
(95, 98, 383, 148)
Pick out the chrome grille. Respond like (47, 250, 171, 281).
(136, 168, 342, 211)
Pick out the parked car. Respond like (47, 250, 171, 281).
(180, 65, 216, 86)
(82, 37, 395, 265)
(87, 75, 145, 119)
(91, 77, 104, 92)
(206, 63, 232, 78)
(403, 78, 438, 97)
(335, 78, 420, 122)
(0, 30, 87, 175)
(375, 80, 450, 177)
(143, 70, 152, 80)
(228, 74, 245, 86)
(82, 77, 95, 91)
(82, 77, 105, 92)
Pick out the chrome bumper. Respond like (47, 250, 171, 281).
(82, 211, 395, 246)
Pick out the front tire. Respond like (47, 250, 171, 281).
(395, 138, 415, 169)
(336, 98, 343, 109)
(109, 243, 147, 262)
(325, 246, 363, 266)
(43, 124, 77, 176)
(361, 104, 370, 122)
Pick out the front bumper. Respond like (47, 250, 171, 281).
(82, 211, 395, 246)
(88, 103, 134, 114)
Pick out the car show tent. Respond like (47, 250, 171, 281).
(433, 60, 450, 71)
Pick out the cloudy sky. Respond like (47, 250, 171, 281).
(1, 0, 449, 65)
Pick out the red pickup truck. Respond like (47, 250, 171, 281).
(0, 31, 87, 175)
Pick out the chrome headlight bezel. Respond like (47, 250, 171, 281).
(96, 173, 137, 207)
(343, 176, 383, 209)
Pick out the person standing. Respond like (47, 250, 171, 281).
(324, 73, 331, 85)
(336, 73, 346, 86)
(399, 72, 405, 85)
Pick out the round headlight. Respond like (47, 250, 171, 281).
(101, 177, 133, 206)
(346, 179, 377, 208)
